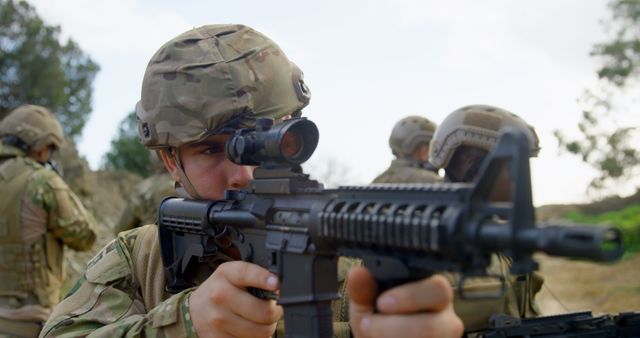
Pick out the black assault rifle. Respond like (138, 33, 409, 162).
(158, 117, 624, 338)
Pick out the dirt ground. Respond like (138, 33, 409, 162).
(535, 252, 640, 315)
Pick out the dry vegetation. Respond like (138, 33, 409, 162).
(536, 253, 640, 315)
(57, 141, 141, 280)
(536, 194, 640, 315)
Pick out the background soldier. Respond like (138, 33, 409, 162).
(373, 115, 441, 183)
(113, 152, 175, 235)
(41, 24, 463, 338)
(0, 105, 96, 338)
(429, 104, 544, 334)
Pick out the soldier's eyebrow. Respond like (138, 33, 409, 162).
(194, 140, 225, 147)
(190, 135, 230, 149)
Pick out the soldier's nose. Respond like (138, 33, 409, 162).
(229, 165, 253, 189)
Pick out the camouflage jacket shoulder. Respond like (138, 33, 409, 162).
(41, 224, 357, 338)
(40, 224, 194, 337)
(0, 144, 96, 251)
(372, 159, 442, 184)
(23, 157, 97, 252)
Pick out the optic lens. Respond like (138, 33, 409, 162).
(280, 130, 303, 159)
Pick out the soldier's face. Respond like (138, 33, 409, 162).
(162, 134, 254, 200)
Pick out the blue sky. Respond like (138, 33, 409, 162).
(28, 0, 634, 205)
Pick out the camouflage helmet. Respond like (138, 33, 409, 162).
(389, 116, 437, 158)
(429, 104, 540, 169)
(0, 104, 64, 151)
(136, 24, 311, 149)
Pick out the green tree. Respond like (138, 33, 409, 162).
(592, 0, 640, 87)
(556, 0, 640, 192)
(102, 112, 153, 177)
(0, 0, 99, 138)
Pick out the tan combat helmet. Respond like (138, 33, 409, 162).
(428, 104, 540, 169)
(389, 116, 437, 159)
(0, 104, 65, 152)
(136, 24, 311, 150)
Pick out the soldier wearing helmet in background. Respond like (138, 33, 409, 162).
(113, 152, 175, 235)
(42, 25, 463, 338)
(429, 104, 543, 334)
(0, 105, 97, 338)
(373, 115, 441, 183)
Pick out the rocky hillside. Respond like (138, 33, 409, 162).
(57, 140, 141, 279)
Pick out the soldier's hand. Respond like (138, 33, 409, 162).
(347, 266, 464, 338)
(189, 261, 283, 338)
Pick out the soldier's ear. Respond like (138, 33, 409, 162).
(158, 149, 181, 184)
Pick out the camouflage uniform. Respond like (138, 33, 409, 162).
(42, 25, 355, 337)
(0, 105, 97, 338)
(429, 104, 543, 334)
(114, 172, 175, 234)
(41, 224, 357, 337)
(373, 116, 441, 184)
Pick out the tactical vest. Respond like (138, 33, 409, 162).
(0, 154, 61, 308)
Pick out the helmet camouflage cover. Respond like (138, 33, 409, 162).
(0, 104, 65, 151)
(389, 116, 437, 158)
(136, 24, 311, 149)
(428, 104, 540, 169)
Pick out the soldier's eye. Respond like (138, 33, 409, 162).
(202, 144, 225, 155)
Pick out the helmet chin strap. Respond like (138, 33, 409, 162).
(171, 148, 204, 200)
